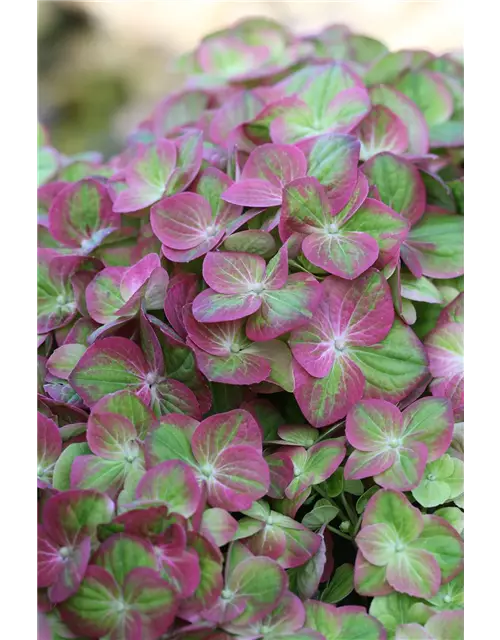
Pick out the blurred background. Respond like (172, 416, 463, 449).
(38, 0, 463, 157)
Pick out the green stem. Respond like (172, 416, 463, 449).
(341, 492, 357, 525)
(353, 515, 363, 537)
(326, 525, 353, 542)
(313, 484, 329, 499)
(317, 420, 345, 442)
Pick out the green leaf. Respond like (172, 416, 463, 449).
(302, 499, 339, 529)
(210, 382, 244, 413)
(344, 479, 365, 496)
(356, 486, 380, 515)
(447, 179, 464, 215)
(278, 424, 318, 447)
(321, 563, 354, 604)
(321, 468, 344, 498)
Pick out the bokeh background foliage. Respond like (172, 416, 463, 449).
(38, 0, 463, 157)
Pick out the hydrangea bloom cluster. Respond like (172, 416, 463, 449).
(38, 18, 464, 640)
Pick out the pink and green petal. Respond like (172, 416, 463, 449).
(42, 489, 115, 544)
(190, 341, 271, 386)
(241, 520, 287, 561)
(240, 143, 307, 186)
(354, 552, 393, 597)
(336, 606, 386, 640)
(47, 344, 87, 380)
(144, 414, 198, 468)
(164, 273, 200, 339)
(286, 439, 346, 498)
(119, 253, 163, 302)
(362, 490, 423, 544)
(356, 522, 400, 566)
(94, 535, 157, 585)
(38, 531, 92, 603)
(396, 624, 433, 640)
(280, 177, 331, 239)
(375, 442, 428, 491)
(245, 338, 295, 392)
(425, 610, 464, 640)
(150, 378, 201, 420)
(386, 547, 440, 599)
(179, 533, 224, 619)
(266, 452, 295, 499)
(257, 591, 306, 635)
(202, 251, 266, 294)
(221, 179, 283, 208)
(345, 449, 397, 481)
(209, 90, 264, 145)
(343, 199, 409, 266)
(369, 85, 429, 155)
(292, 356, 365, 428)
(136, 460, 202, 517)
(246, 273, 322, 342)
(349, 319, 428, 403)
(346, 399, 404, 451)
(162, 231, 224, 263)
(224, 556, 287, 626)
(37, 412, 63, 488)
(192, 409, 262, 464)
(87, 412, 138, 460)
(70, 455, 128, 497)
(49, 179, 120, 250)
(69, 337, 150, 406)
(122, 567, 178, 637)
(410, 515, 464, 582)
(404, 212, 464, 278)
(395, 71, 453, 128)
(302, 229, 379, 279)
(402, 397, 454, 461)
(150, 193, 213, 249)
(59, 566, 121, 637)
(201, 509, 239, 548)
(37, 252, 78, 333)
(425, 323, 463, 379)
(224, 229, 276, 257)
(300, 133, 361, 211)
(321, 87, 372, 134)
(85, 267, 128, 324)
(356, 105, 409, 160)
(363, 153, 426, 225)
(92, 390, 156, 440)
(203, 445, 270, 511)
(166, 129, 204, 195)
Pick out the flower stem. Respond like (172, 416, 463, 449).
(341, 492, 357, 526)
(326, 525, 353, 542)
